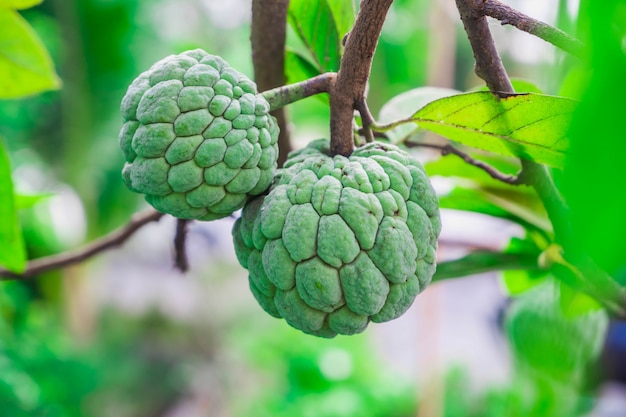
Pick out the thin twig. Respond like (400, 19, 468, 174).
(482, 0, 585, 58)
(0, 209, 165, 280)
(410, 142, 521, 184)
(329, 0, 394, 156)
(173, 219, 190, 273)
(355, 98, 376, 143)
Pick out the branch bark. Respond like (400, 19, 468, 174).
(261, 72, 336, 111)
(174, 219, 190, 272)
(329, 0, 394, 156)
(456, 0, 513, 93)
(251, 0, 292, 166)
(0, 209, 164, 280)
(482, 0, 584, 58)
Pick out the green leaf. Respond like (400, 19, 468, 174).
(326, 0, 355, 42)
(378, 87, 460, 142)
(558, 281, 603, 318)
(563, 1, 626, 275)
(425, 151, 552, 235)
(501, 269, 548, 296)
(437, 186, 551, 233)
(288, 0, 342, 73)
(285, 49, 322, 84)
(0, 143, 26, 273)
(433, 250, 539, 282)
(500, 237, 548, 295)
(0, 8, 61, 98)
(0, 0, 42, 9)
(410, 92, 576, 168)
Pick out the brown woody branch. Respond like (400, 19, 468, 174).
(329, 0, 394, 156)
(251, 0, 292, 166)
(173, 219, 190, 272)
(482, 0, 584, 58)
(0, 208, 165, 280)
(456, 0, 513, 93)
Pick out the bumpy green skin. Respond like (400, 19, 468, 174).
(119, 49, 279, 220)
(232, 139, 441, 337)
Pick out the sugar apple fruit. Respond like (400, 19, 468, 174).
(505, 282, 608, 381)
(232, 139, 441, 337)
(119, 49, 279, 220)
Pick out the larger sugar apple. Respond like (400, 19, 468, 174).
(232, 139, 441, 337)
(119, 49, 279, 220)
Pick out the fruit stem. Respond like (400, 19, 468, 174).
(261, 72, 336, 112)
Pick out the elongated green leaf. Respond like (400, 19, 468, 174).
(563, 1, 626, 275)
(285, 49, 322, 84)
(558, 281, 603, 317)
(288, 0, 341, 72)
(0, 8, 61, 98)
(438, 186, 551, 233)
(433, 250, 539, 282)
(0, 0, 42, 9)
(411, 92, 576, 168)
(326, 0, 355, 42)
(0, 143, 26, 273)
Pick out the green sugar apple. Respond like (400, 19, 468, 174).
(505, 282, 608, 382)
(232, 139, 441, 337)
(119, 49, 279, 220)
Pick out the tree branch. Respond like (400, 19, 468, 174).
(261, 72, 336, 111)
(482, 0, 585, 58)
(251, 0, 291, 166)
(173, 219, 190, 273)
(0, 209, 165, 280)
(329, 0, 394, 156)
(455, 0, 513, 93)
(355, 98, 376, 143)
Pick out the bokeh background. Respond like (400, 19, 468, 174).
(2, 0, 625, 416)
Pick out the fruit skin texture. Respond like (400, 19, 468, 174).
(119, 49, 279, 220)
(232, 139, 441, 337)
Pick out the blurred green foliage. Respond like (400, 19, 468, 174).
(230, 321, 418, 417)
(564, 0, 626, 276)
(0, 0, 623, 416)
(0, 281, 186, 417)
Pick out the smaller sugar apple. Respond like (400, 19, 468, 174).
(119, 49, 279, 220)
(505, 283, 608, 381)
(232, 139, 441, 337)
